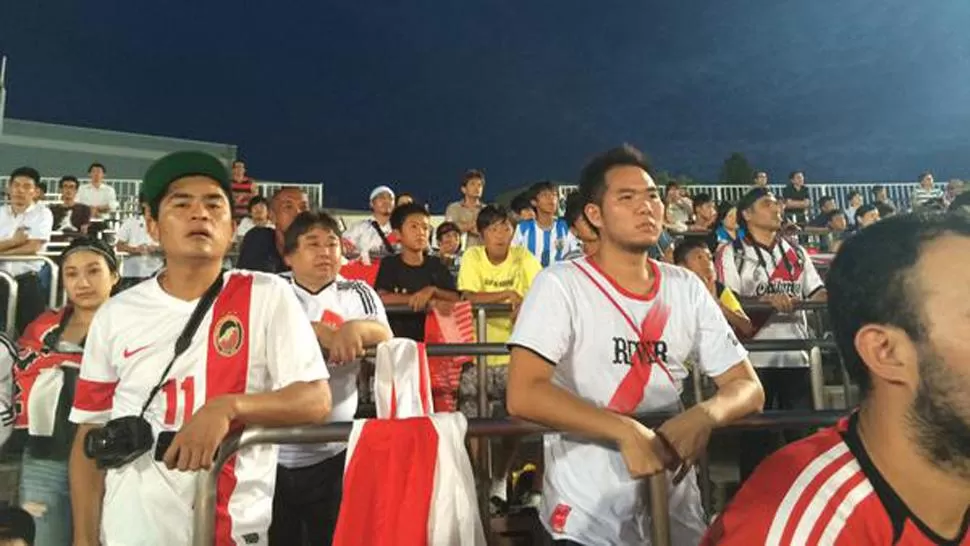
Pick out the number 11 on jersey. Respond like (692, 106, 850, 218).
(162, 377, 195, 426)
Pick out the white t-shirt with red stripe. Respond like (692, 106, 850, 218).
(703, 413, 970, 546)
(278, 273, 389, 468)
(508, 257, 748, 546)
(69, 270, 329, 546)
(715, 236, 825, 368)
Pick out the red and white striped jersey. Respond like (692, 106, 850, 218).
(704, 414, 970, 546)
(69, 270, 329, 546)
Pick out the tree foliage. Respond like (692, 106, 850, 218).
(719, 152, 754, 186)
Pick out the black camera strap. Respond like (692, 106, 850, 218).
(139, 272, 227, 418)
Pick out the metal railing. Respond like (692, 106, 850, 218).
(0, 271, 17, 336)
(0, 255, 60, 308)
(192, 410, 845, 546)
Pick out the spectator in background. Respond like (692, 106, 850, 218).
(911, 172, 944, 211)
(752, 170, 769, 188)
(562, 191, 598, 260)
(230, 159, 257, 220)
(33, 182, 48, 205)
(782, 170, 811, 224)
(12, 237, 120, 546)
(820, 209, 848, 253)
(395, 192, 415, 207)
(855, 203, 881, 229)
(945, 179, 965, 207)
(512, 180, 575, 267)
(674, 237, 754, 338)
(275, 211, 391, 546)
(434, 221, 463, 279)
(510, 191, 535, 223)
(116, 193, 163, 283)
(688, 193, 718, 232)
(458, 205, 540, 367)
(0, 168, 54, 332)
(871, 184, 897, 213)
(233, 195, 273, 243)
(375, 203, 459, 341)
(76, 163, 118, 220)
(714, 201, 745, 245)
(875, 201, 897, 220)
(342, 185, 397, 260)
(663, 182, 693, 233)
(808, 195, 838, 228)
(50, 176, 85, 232)
(845, 190, 864, 228)
(237, 187, 309, 273)
(444, 169, 486, 247)
(949, 190, 970, 214)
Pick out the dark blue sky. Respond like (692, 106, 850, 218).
(3, 1, 970, 208)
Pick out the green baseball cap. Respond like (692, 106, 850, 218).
(142, 151, 233, 205)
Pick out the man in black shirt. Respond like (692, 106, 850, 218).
(374, 203, 459, 340)
(782, 170, 811, 224)
(237, 187, 309, 273)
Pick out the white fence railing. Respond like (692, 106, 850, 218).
(0, 176, 325, 217)
(559, 181, 943, 214)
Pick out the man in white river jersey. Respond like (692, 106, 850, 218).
(507, 144, 765, 546)
(68, 151, 333, 546)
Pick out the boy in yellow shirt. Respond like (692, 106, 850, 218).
(673, 237, 754, 338)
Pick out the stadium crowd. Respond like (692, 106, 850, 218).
(0, 148, 969, 545)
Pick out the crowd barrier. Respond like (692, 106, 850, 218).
(0, 255, 60, 308)
(192, 409, 846, 546)
(0, 271, 18, 337)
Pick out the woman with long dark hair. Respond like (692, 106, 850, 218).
(12, 237, 119, 545)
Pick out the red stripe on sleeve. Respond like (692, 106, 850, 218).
(73, 378, 118, 412)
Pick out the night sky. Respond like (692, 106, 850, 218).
(3, 0, 970, 208)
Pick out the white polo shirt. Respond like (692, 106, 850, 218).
(77, 183, 118, 218)
(0, 204, 54, 276)
(342, 217, 398, 259)
(116, 216, 165, 279)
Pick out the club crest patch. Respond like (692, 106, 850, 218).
(214, 314, 244, 357)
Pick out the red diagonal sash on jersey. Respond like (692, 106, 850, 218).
(770, 245, 804, 282)
(574, 261, 675, 415)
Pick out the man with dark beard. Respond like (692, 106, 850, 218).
(704, 212, 970, 545)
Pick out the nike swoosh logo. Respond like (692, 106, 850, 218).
(123, 345, 152, 359)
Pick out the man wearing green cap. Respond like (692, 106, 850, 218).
(69, 151, 333, 546)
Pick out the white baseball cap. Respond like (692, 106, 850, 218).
(369, 185, 395, 202)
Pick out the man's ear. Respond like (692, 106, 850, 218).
(583, 202, 604, 231)
(855, 323, 920, 391)
(146, 214, 160, 243)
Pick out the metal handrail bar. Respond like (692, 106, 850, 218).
(191, 410, 845, 546)
(383, 302, 513, 314)
(382, 301, 828, 314)
(741, 300, 828, 312)
(358, 339, 837, 359)
(0, 255, 60, 308)
(0, 271, 18, 337)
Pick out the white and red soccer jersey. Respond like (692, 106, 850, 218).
(278, 273, 389, 468)
(69, 270, 329, 546)
(703, 413, 970, 546)
(508, 256, 748, 546)
(715, 236, 825, 368)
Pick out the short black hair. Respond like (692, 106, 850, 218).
(59, 175, 79, 188)
(672, 236, 709, 265)
(918, 172, 933, 183)
(789, 171, 803, 181)
(436, 221, 460, 240)
(9, 167, 40, 186)
(563, 191, 587, 229)
(88, 162, 106, 174)
(462, 169, 485, 186)
(876, 202, 897, 218)
(824, 209, 846, 223)
(578, 144, 651, 206)
(248, 195, 268, 211)
(37, 182, 48, 194)
(476, 204, 514, 234)
(754, 171, 767, 179)
(282, 210, 343, 255)
(855, 203, 878, 223)
(692, 193, 713, 211)
(390, 202, 430, 231)
(819, 195, 835, 208)
(395, 192, 414, 205)
(232, 159, 245, 167)
(510, 192, 533, 214)
(528, 180, 558, 200)
(828, 213, 970, 396)
(847, 190, 862, 201)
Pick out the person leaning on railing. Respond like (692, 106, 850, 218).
(10, 237, 120, 546)
(507, 144, 764, 546)
(705, 212, 970, 545)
